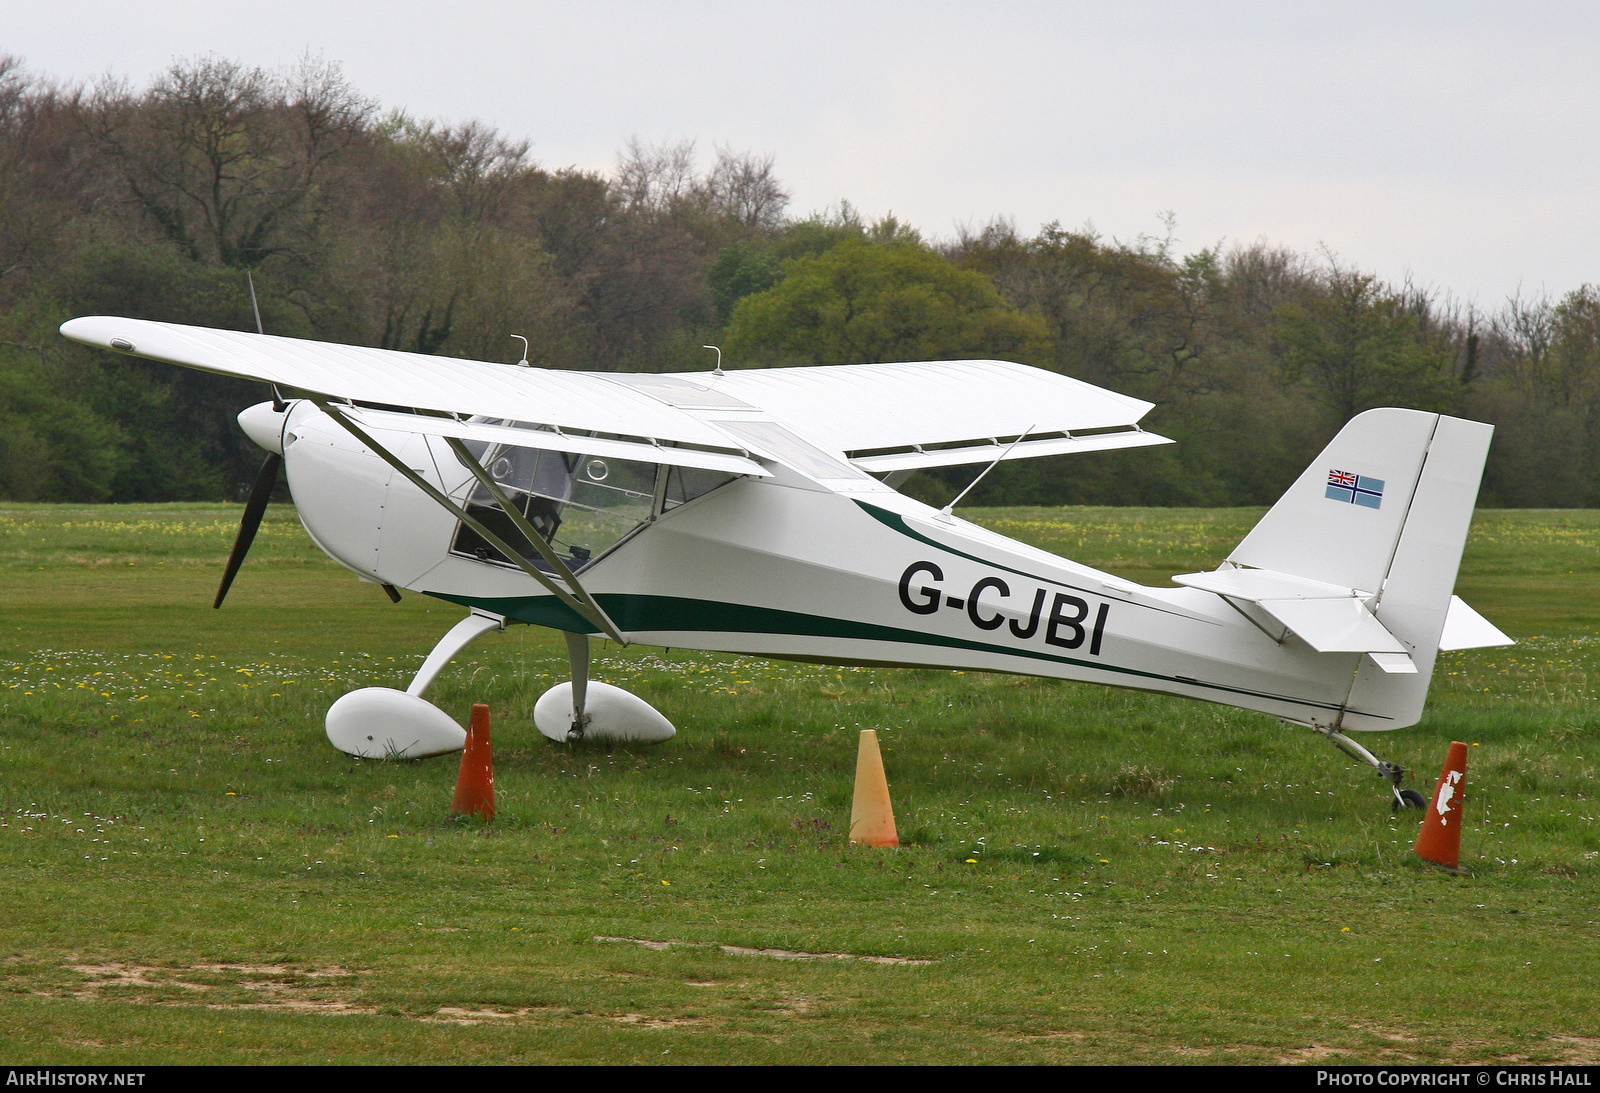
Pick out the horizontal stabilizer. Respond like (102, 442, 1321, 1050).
(1174, 565, 1404, 654)
(1254, 597, 1408, 654)
(1173, 567, 1371, 602)
(1438, 596, 1515, 651)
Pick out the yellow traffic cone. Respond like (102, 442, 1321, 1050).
(849, 729, 898, 847)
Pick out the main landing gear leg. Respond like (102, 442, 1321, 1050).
(1315, 726, 1427, 811)
(564, 631, 591, 741)
(533, 632, 676, 745)
(407, 610, 506, 697)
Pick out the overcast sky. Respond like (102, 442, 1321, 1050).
(9, 1, 1598, 308)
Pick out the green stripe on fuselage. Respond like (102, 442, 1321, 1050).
(425, 590, 1357, 717)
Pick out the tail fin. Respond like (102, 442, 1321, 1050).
(1229, 408, 1494, 730)
(1230, 408, 1439, 595)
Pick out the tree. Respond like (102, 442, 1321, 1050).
(1271, 263, 1461, 420)
(0, 351, 126, 500)
(704, 146, 789, 231)
(725, 237, 1051, 366)
(85, 55, 372, 269)
(953, 219, 1225, 401)
(707, 237, 782, 323)
(0, 58, 84, 307)
(1469, 286, 1600, 506)
(342, 114, 581, 364)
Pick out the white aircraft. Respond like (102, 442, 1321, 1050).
(61, 316, 1512, 808)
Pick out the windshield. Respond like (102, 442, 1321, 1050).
(451, 440, 658, 572)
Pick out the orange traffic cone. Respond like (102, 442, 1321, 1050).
(849, 729, 898, 848)
(451, 703, 495, 821)
(1414, 740, 1468, 871)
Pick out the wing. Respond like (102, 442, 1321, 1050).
(620, 358, 1172, 469)
(62, 318, 1169, 475)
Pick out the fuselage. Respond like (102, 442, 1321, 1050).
(270, 399, 1387, 733)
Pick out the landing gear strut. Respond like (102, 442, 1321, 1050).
(563, 630, 591, 741)
(532, 632, 676, 745)
(1315, 726, 1426, 810)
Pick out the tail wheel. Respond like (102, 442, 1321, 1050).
(1394, 788, 1427, 811)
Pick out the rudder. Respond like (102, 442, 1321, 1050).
(1342, 415, 1494, 729)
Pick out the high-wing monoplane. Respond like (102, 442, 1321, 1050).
(60, 316, 1513, 807)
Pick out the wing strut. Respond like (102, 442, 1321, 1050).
(310, 397, 627, 645)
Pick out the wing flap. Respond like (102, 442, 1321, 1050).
(1367, 652, 1419, 674)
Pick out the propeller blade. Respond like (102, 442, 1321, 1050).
(214, 451, 282, 609)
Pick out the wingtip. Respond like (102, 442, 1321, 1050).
(59, 316, 157, 356)
(58, 315, 94, 341)
(59, 315, 120, 348)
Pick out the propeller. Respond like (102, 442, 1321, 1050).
(215, 274, 290, 609)
(214, 451, 282, 609)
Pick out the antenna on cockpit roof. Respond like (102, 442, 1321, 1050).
(703, 345, 724, 377)
(510, 335, 531, 367)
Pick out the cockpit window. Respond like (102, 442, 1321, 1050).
(662, 465, 740, 511)
(451, 441, 656, 572)
(449, 418, 747, 572)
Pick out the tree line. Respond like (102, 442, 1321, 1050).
(1, 55, 1594, 508)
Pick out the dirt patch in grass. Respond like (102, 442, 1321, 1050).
(595, 935, 934, 965)
(425, 1005, 708, 1029)
(66, 961, 368, 1015)
(62, 962, 713, 1030)
(1355, 1024, 1420, 1044)
(756, 996, 813, 1016)
(1277, 1044, 1353, 1064)
(425, 1005, 558, 1025)
(611, 1012, 712, 1029)
(1550, 1036, 1600, 1064)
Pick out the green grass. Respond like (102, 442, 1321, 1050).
(1, 503, 1597, 1064)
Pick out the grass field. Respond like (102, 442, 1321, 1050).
(0, 502, 1596, 1065)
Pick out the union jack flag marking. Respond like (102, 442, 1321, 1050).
(1326, 469, 1384, 509)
